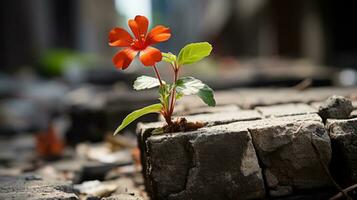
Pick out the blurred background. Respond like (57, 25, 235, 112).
(1, 0, 357, 160)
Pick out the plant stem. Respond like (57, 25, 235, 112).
(153, 64, 173, 125)
(169, 64, 179, 115)
(153, 65, 163, 87)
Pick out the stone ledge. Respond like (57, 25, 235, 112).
(326, 117, 357, 185)
(138, 113, 333, 199)
(143, 124, 265, 200)
(173, 104, 240, 116)
(177, 87, 357, 109)
(137, 87, 357, 199)
(255, 103, 317, 118)
(158, 109, 262, 127)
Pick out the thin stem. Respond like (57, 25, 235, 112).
(153, 64, 173, 125)
(152, 65, 163, 87)
(169, 64, 179, 115)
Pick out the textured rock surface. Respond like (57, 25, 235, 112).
(326, 118, 357, 184)
(159, 109, 261, 126)
(142, 124, 265, 200)
(181, 110, 262, 126)
(0, 174, 78, 200)
(102, 194, 144, 200)
(247, 114, 332, 194)
(255, 103, 317, 117)
(137, 87, 357, 200)
(318, 96, 353, 120)
(173, 104, 240, 116)
(351, 110, 357, 118)
(353, 101, 357, 109)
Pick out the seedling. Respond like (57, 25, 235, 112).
(109, 15, 215, 134)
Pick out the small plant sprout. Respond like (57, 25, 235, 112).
(109, 15, 215, 134)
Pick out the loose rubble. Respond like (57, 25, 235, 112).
(318, 95, 353, 120)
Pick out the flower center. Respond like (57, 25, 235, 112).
(130, 36, 147, 50)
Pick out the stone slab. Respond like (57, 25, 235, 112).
(353, 101, 357, 109)
(247, 114, 331, 193)
(140, 124, 265, 200)
(176, 87, 357, 110)
(180, 110, 262, 126)
(173, 104, 240, 116)
(255, 103, 317, 118)
(351, 110, 357, 118)
(326, 118, 357, 184)
(159, 109, 262, 127)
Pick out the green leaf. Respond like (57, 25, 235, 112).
(113, 104, 162, 135)
(176, 77, 216, 107)
(162, 52, 177, 64)
(177, 42, 212, 65)
(133, 76, 165, 90)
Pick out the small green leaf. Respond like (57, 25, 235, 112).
(175, 92, 184, 100)
(176, 76, 216, 107)
(114, 103, 162, 135)
(133, 76, 165, 90)
(162, 52, 177, 64)
(177, 42, 212, 65)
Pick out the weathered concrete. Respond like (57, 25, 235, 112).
(173, 104, 240, 116)
(255, 103, 317, 117)
(140, 124, 265, 200)
(159, 109, 262, 127)
(136, 87, 357, 199)
(351, 110, 357, 118)
(326, 118, 357, 184)
(353, 101, 357, 109)
(0, 174, 78, 200)
(318, 96, 353, 120)
(180, 110, 262, 126)
(102, 194, 144, 200)
(177, 87, 357, 110)
(246, 114, 332, 195)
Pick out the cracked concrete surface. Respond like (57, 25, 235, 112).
(137, 87, 357, 200)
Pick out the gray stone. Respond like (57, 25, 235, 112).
(255, 103, 317, 117)
(232, 89, 302, 109)
(247, 114, 332, 190)
(140, 124, 265, 200)
(0, 174, 78, 200)
(158, 110, 262, 126)
(269, 185, 293, 197)
(352, 101, 357, 109)
(326, 118, 357, 183)
(309, 102, 323, 110)
(173, 104, 240, 116)
(180, 110, 262, 126)
(102, 194, 144, 200)
(176, 87, 357, 110)
(351, 110, 357, 118)
(318, 95, 353, 120)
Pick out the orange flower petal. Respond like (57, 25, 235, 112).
(139, 46, 162, 66)
(109, 28, 133, 47)
(146, 25, 171, 45)
(128, 15, 149, 39)
(113, 48, 138, 69)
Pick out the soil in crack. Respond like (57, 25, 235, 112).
(163, 117, 206, 133)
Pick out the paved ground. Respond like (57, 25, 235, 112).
(1, 87, 357, 200)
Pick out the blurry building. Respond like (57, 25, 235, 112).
(0, 0, 357, 71)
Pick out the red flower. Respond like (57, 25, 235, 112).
(109, 15, 171, 69)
